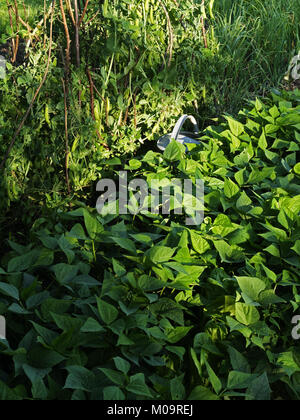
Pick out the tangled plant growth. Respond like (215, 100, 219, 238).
(0, 0, 300, 401)
(0, 0, 300, 222)
(0, 88, 300, 400)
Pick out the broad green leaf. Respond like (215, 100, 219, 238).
(113, 357, 131, 375)
(235, 303, 260, 326)
(264, 244, 280, 257)
(28, 346, 65, 369)
(138, 275, 165, 291)
(214, 240, 243, 263)
(117, 333, 135, 346)
(0, 282, 19, 300)
(291, 240, 300, 256)
(190, 231, 210, 254)
(0, 381, 22, 400)
(84, 210, 101, 239)
(65, 366, 95, 392)
(258, 290, 286, 306)
(294, 162, 300, 175)
(23, 365, 51, 385)
(248, 167, 274, 184)
(41, 299, 72, 323)
(8, 251, 37, 273)
(149, 246, 175, 264)
(258, 131, 268, 150)
(224, 178, 240, 199)
(236, 192, 252, 210)
(81, 318, 105, 333)
(103, 386, 125, 400)
(170, 376, 185, 400)
(236, 276, 266, 301)
(205, 360, 222, 394)
(112, 237, 137, 255)
(52, 264, 79, 284)
(194, 333, 222, 356)
(227, 346, 251, 374)
(187, 386, 219, 400)
(126, 373, 153, 398)
(167, 326, 193, 344)
(246, 373, 271, 401)
(277, 352, 300, 378)
(227, 371, 258, 390)
(8, 304, 31, 315)
(128, 159, 142, 170)
(164, 140, 184, 161)
(50, 313, 83, 332)
(226, 116, 244, 137)
(165, 346, 186, 361)
(58, 235, 75, 264)
(150, 298, 185, 326)
(277, 113, 300, 126)
(97, 298, 119, 325)
(190, 348, 202, 377)
(99, 368, 125, 386)
(31, 322, 58, 345)
(112, 259, 127, 277)
(31, 379, 48, 400)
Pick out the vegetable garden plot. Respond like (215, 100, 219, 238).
(0, 88, 300, 400)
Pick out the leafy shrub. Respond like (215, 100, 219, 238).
(1, 88, 300, 400)
(1, 0, 300, 216)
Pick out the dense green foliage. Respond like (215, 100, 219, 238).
(1, 0, 300, 221)
(1, 0, 300, 401)
(0, 0, 40, 39)
(1, 88, 300, 400)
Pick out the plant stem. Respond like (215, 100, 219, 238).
(62, 78, 71, 194)
(0, 1, 56, 171)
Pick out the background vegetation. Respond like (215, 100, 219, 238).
(0, 0, 300, 400)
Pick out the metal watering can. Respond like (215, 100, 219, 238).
(157, 115, 201, 152)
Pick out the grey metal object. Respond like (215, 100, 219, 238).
(0, 55, 6, 79)
(157, 115, 200, 152)
(0, 316, 6, 340)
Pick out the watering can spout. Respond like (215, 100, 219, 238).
(157, 115, 201, 152)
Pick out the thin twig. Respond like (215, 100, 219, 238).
(44, 0, 46, 48)
(79, 0, 89, 26)
(172, 0, 187, 30)
(86, 67, 95, 120)
(133, 92, 137, 129)
(105, 98, 109, 127)
(0, 1, 56, 171)
(88, 73, 105, 102)
(201, 16, 208, 48)
(62, 78, 71, 194)
(66, 0, 76, 26)
(60, 0, 71, 81)
(84, 10, 99, 27)
(18, 15, 33, 33)
(86, 68, 109, 149)
(9, 3, 36, 43)
(74, 0, 82, 106)
(74, 0, 80, 68)
(22, 0, 27, 19)
(6, 1, 16, 61)
(12, 0, 20, 64)
(158, 0, 174, 68)
(26, 5, 53, 49)
(200, 0, 208, 48)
